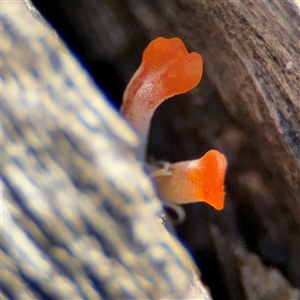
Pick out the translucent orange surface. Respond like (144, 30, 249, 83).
(155, 150, 227, 210)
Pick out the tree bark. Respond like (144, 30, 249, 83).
(6, 0, 300, 299)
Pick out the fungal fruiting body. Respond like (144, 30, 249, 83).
(121, 37, 203, 139)
(153, 150, 227, 210)
(121, 37, 228, 210)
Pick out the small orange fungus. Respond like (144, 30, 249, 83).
(121, 37, 203, 138)
(121, 37, 227, 211)
(154, 150, 227, 210)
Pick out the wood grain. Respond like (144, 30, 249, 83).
(16, 0, 300, 296)
(172, 0, 300, 219)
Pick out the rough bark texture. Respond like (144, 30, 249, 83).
(2, 2, 212, 299)
(6, 0, 300, 299)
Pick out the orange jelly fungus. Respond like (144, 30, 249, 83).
(154, 150, 228, 210)
(121, 37, 203, 138)
(121, 37, 227, 210)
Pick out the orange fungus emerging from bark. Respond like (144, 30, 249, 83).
(121, 37, 227, 211)
(154, 150, 227, 210)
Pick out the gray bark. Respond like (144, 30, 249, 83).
(1, 2, 211, 299)
(3, 0, 300, 299)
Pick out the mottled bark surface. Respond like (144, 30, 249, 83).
(2, 2, 212, 299)
(11, 0, 300, 299)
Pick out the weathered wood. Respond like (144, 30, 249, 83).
(173, 0, 300, 216)
(31, 0, 300, 207)
(1, 2, 212, 299)
(6, 0, 300, 298)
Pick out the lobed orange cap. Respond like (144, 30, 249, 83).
(121, 37, 203, 138)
